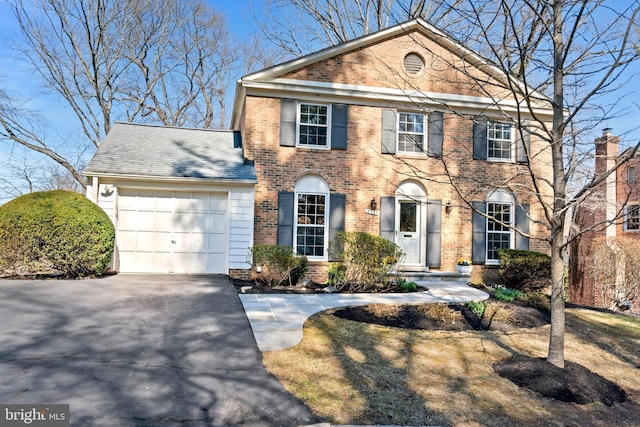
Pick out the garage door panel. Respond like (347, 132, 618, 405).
(192, 193, 210, 212)
(174, 193, 194, 212)
(155, 192, 174, 211)
(173, 232, 205, 252)
(209, 216, 226, 233)
(173, 212, 193, 233)
(135, 231, 156, 252)
(137, 190, 160, 210)
(153, 232, 172, 249)
(134, 252, 155, 273)
(118, 231, 138, 251)
(137, 212, 156, 231)
(153, 252, 172, 271)
(118, 210, 138, 231)
(155, 212, 174, 232)
(191, 213, 209, 231)
(210, 196, 227, 211)
(117, 190, 227, 274)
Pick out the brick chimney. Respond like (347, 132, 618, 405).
(594, 128, 619, 238)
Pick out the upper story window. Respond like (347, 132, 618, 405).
(628, 166, 636, 183)
(280, 99, 348, 150)
(299, 103, 329, 148)
(624, 204, 639, 231)
(398, 112, 425, 153)
(487, 121, 513, 160)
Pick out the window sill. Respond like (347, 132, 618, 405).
(396, 151, 428, 159)
(295, 145, 331, 151)
(486, 157, 514, 164)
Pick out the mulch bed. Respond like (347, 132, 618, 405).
(231, 278, 425, 294)
(235, 278, 628, 408)
(332, 301, 626, 407)
(493, 355, 627, 406)
(332, 301, 549, 332)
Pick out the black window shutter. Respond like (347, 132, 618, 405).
(280, 99, 297, 147)
(516, 121, 531, 163)
(277, 192, 295, 247)
(379, 196, 395, 242)
(426, 200, 442, 268)
(515, 204, 530, 250)
(473, 117, 487, 160)
(428, 112, 443, 158)
(331, 104, 348, 150)
(472, 201, 487, 264)
(381, 109, 397, 154)
(328, 194, 346, 261)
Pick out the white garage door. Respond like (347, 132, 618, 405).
(117, 189, 228, 273)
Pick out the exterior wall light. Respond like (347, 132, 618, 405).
(445, 201, 452, 215)
(370, 198, 377, 210)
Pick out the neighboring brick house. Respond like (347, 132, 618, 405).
(230, 18, 553, 282)
(570, 129, 640, 314)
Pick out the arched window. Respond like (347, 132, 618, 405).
(486, 189, 514, 263)
(294, 175, 329, 258)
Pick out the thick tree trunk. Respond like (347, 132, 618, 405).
(548, 0, 566, 369)
(547, 225, 566, 368)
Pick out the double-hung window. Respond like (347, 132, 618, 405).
(628, 166, 636, 183)
(625, 204, 640, 231)
(296, 193, 327, 257)
(487, 121, 513, 160)
(299, 103, 329, 148)
(398, 112, 425, 153)
(486, 202, 513, 262)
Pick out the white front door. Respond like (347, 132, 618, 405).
(397, 200, 424, 265)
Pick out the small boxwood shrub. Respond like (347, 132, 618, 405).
(0, 190, 115, 277)
(498, 249, 551, 291)
(249, 245, 308, 286)
(329, 231, 404, 291)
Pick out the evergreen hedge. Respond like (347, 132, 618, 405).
(498, 249, 551, 291)
(0, 190, 115, 277)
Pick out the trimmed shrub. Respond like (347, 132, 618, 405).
(249, 245, 308, 286)
(498, 249, 551, 291)
(327, 262, 347, 287)
(0, 190, 115, 277)
(329, 231, 404, 291)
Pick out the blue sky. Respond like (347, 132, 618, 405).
(1, 0, 639, 204)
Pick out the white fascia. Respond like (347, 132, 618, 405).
(242, 78, 553, 119)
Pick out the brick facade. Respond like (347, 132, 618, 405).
(232, 21, 553, 283)
(570, 131, 640, 314)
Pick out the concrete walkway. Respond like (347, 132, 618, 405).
(240, 281, 489, 351)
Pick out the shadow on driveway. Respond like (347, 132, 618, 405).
(0, 274, 321, 426)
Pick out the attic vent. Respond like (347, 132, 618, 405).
(404, 53, 424, 75)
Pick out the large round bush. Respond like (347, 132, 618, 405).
(0, 190, 115, 277)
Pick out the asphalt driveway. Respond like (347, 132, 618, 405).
(0, 274, 321, 426)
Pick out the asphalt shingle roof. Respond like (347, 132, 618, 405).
(84, 122, 256, 182)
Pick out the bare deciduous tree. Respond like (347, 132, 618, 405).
(251, 0, 462, 57)
(1, 0, 240, 190)
(397, 0, 640, 368)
